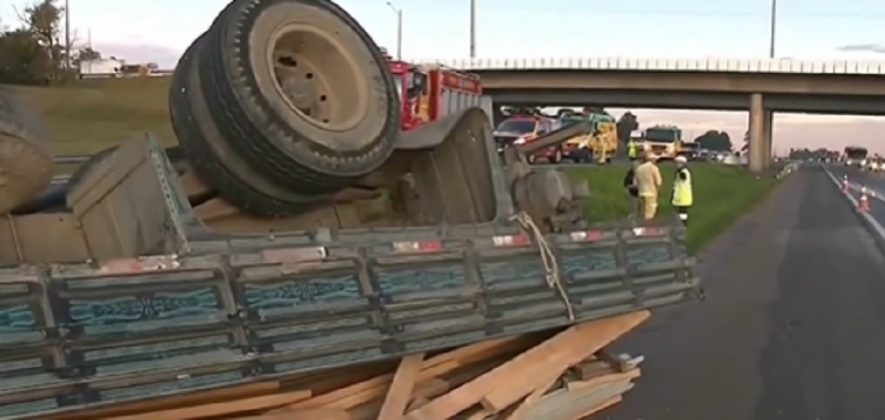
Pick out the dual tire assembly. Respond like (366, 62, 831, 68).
(169, 0, 401, 215)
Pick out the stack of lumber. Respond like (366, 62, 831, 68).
(54, 311, 649, 420)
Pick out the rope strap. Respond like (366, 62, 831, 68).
(509, 211, 575, 321)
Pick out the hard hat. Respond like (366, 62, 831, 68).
(675, 156, 688, 164)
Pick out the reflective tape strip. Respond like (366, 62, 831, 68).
(678, 213, 689, 220)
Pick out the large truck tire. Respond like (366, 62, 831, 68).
(171, 34, 330, 216)
(0, 90, 54, 215)
(193, 0, 399, 195)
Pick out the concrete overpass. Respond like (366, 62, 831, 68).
(420, 57, 885, 171)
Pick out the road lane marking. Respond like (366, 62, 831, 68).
(824, 166, 885, 242)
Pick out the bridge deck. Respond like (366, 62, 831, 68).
(419, 57, 885, 75)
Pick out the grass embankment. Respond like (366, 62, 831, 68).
(567, 163, 778, 254)
(3, 77, 175, 155)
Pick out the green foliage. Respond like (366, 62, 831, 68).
(0, 29, 52, 84)
(0, 0, 88, 85)
(694, 130, 733, 151)
(616, 112, 638, 143)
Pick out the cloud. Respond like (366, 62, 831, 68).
(90, 42, 183, 69)
(836, 43, 885, 53)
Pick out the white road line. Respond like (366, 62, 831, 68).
(825, 167, 885, 242)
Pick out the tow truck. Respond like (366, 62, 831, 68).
(559, 111, 619, 164)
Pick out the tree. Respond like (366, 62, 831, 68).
(583, 105, 609, 116)
(616, 112, 638, 143)
(0, 29, 52, 84)
(73, 46, 101, 66)
(501, 105, 542, 117)
(20, 0, 63, 79)
(694, 130, 733, 152)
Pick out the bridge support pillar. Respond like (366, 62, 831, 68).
(748, 93, 768, 173)
(763, 110, 773, 169)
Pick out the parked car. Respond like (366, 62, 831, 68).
(493, 115, 563, 164)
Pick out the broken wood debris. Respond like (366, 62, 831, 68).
(56, 310, 649, 420)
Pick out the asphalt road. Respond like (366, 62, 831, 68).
(602, 165, 885, 420)
(828, 165, 885, 228)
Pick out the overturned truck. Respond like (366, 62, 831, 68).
(0, 0, 701, 417)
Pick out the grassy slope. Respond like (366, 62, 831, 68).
(2, 77, 175, 155)
(567, 163, 778, 254)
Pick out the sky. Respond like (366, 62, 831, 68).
(3, 0, 885, 154)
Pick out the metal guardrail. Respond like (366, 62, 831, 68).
(51, 155, 88, 185)
(54, 155, 90, 165)
(420, 56, 885, 75)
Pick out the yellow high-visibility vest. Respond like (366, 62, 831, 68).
(672, 167, 693, 207)
(627, 143, 637, 158)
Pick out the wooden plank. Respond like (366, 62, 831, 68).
(523, 381, 633, 420)
(504, 370, 564, 420)
(424, 333, 543, 369)
(411, 378, 450, 401)
(286, 335, 533, 412)
(234, 408, 351, 420)
(287, 360, 458, 410)
(405, 311, 648, 420)
(406, 396, 431, 412)
(108, 389, 312, 420)
(570, 359, 611, 381)
(49, 382, 281, 419)
(462, 406, 496, 420)
(348, 399, 385, 420)
(378, 353, 425, 420)
(566, 369, 641, 392)
(480, 311, 649, 412)
(568, 395, 622, 420)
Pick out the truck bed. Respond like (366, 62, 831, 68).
(0, 135, 700, 418)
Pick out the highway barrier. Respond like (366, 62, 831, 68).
(775, 161, 800, 179)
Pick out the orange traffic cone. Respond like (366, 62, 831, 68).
(842, 175, 849, 192)
(858, 187, 871, 213)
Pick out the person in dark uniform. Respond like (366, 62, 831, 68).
(623, 161, 640, 220)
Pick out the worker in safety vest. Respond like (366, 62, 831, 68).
(671, 155, 693, 226)
(627, 141, 637, 161)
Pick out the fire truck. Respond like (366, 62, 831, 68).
(386, 56, 483, 131)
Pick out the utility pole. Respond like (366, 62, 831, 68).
(769, 0, 777, 58)
(386, 2, 402, 60)
(469, 0, 476, 58)
(65, 0, 71, 70)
